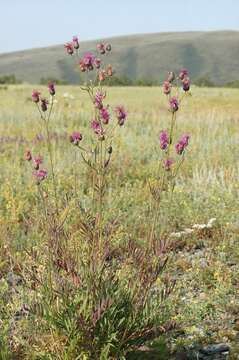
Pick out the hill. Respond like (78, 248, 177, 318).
(0, 31, 238, 85)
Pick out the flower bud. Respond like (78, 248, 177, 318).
(48, 82, 55, 96)
(167, 71, 175, 83)
(97, 43, 105, 54)
(64, 42, 74, 55)
(107, 64, 113, 77)
(163, 81, 171, 95)
(40, 98, 49, 112)
(182, 77, 190, 91)
(169, 96, 179, 112)
(115, 106, 127, 126)
(33, 155, 43, 170)
(32, 90, 40, 103)
(72, 36, 79, 49)
(107, 145, 113, 154)
(99, 70, 106, 82)
(179, 68, 188, 80)
(105, 44, 112, 52)
(94, 58, 101, 69)
(163, 159, 173, 171)
(24, 149, 32, 161)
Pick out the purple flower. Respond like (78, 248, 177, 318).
(169, 96, 179, 112)
(94, 90, 106, 109)
(33, 155, 43, 170)
(159, 130, 169, 150)
(179, 68, 188, 80)
(163, 158, 173, 171)
(48, 82, 55, 96)
(69, 131, 82, 145)
(163, 81, 171, 95)
(72, 36, 79, 49)
(91, 120, 105, 138)
(182, 77, 190, 92)
(64, 42, 74, 55)
(40, 98, 49, 112)
(32, 90, 40, 103)
(100, 107, 110, 124)
(175, 134, 190, 155)
(34, 169, 47, 184)
(82, 52, 95, 71)
(115, 106, 127, 126)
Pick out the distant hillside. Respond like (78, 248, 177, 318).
(0, 31, 238, 85)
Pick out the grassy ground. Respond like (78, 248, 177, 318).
(0, 85, 238, 358)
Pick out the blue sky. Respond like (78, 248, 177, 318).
(1, 0, 239, 54)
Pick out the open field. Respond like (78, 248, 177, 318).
(0, 85, 238, 359)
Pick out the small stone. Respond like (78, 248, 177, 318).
(6, 272, 23, 287)
(200, 343, 230, 355)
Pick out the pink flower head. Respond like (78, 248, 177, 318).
(179, 68, 188, 80)
(163, 158, 173, 171)
(97, 43, 105, 54)
(100, 107, 110, 124)
(115, 106, 127, 126)
(48, 82, 55, 96)
(64, 42, 74, 55)
(69, 131, 82, 145)
(159, 130, 169, 150)
(94, 58, 101, 69)
(94, 90, 106, 109)
(34, 169, 47, 184)
(182, 77, 190, 92)
(41, 98, 49, 112)
(32, 90, 40, 103)
(175, 134, 190, 155)
(33, 155, 43, 170)
(24, 149, 32, 161)
(169, 96, 179, 112)
(91, 120, 105, 138)
(163, 81, 172, 95)
(82, 52, 95, 71)
(72, 36, 79, 49)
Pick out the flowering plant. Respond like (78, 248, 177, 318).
(21, 36, 191, 359)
